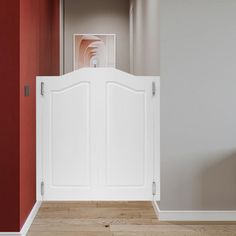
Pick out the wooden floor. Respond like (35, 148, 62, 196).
(28, 202, 236, 236)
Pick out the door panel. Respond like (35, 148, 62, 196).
(106, 83, 145, 187)
(51, 83, 90, 187)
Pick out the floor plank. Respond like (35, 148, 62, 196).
(27, 202, 236, 236)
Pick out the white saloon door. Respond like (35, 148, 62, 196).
(38, 69, 158, 200)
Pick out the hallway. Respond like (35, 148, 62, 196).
(27, 202, 236, 236)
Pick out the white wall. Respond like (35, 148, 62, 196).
(160, 0, 236, 210)
(130, 0, 160, 76)
(63, 0, 130, 73)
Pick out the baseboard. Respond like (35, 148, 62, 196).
(0, 232, 21, 236)
(0, 201, 41, 236)
(152, 201, 236, 221)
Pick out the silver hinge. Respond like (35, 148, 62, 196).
(41, 181, 44, 196)
(152, 82, 156, 96)
(152, 181, 156, 195)
(41, 82, 44, 96)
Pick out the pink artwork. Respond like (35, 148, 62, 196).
(74, 34, 116, 70)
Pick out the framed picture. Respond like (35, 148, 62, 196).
(73, 34, 116, 70)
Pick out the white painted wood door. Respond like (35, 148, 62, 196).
(37, 68, 160, 201)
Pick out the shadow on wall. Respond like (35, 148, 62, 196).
(201, 152, 236, 210)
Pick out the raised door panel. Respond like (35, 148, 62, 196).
(106, 82, 146, 187)
(50, 82, 90, 187)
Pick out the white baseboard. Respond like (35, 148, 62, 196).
(0, 233, 21, 236)
(152, 201, 236, 221)
(0, 201, 41, 236)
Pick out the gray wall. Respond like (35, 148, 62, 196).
(130, 0, 160, 76)
(64, 0, 130, 73)
(160, 0, 236, 210)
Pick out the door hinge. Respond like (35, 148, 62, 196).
(41, 82, 45, 96)
(41, 181, 44, 196)
(152, 181, 156, 195)
(152, 82, 156, 96)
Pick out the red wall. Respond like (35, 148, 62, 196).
(20, 0, 60, 230)
(0, 0, 20, 231)
(0, 0, 59, 232)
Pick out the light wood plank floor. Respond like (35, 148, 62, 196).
(28, 202, 236, 236)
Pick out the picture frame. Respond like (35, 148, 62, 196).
(73, 34, 116, 70)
